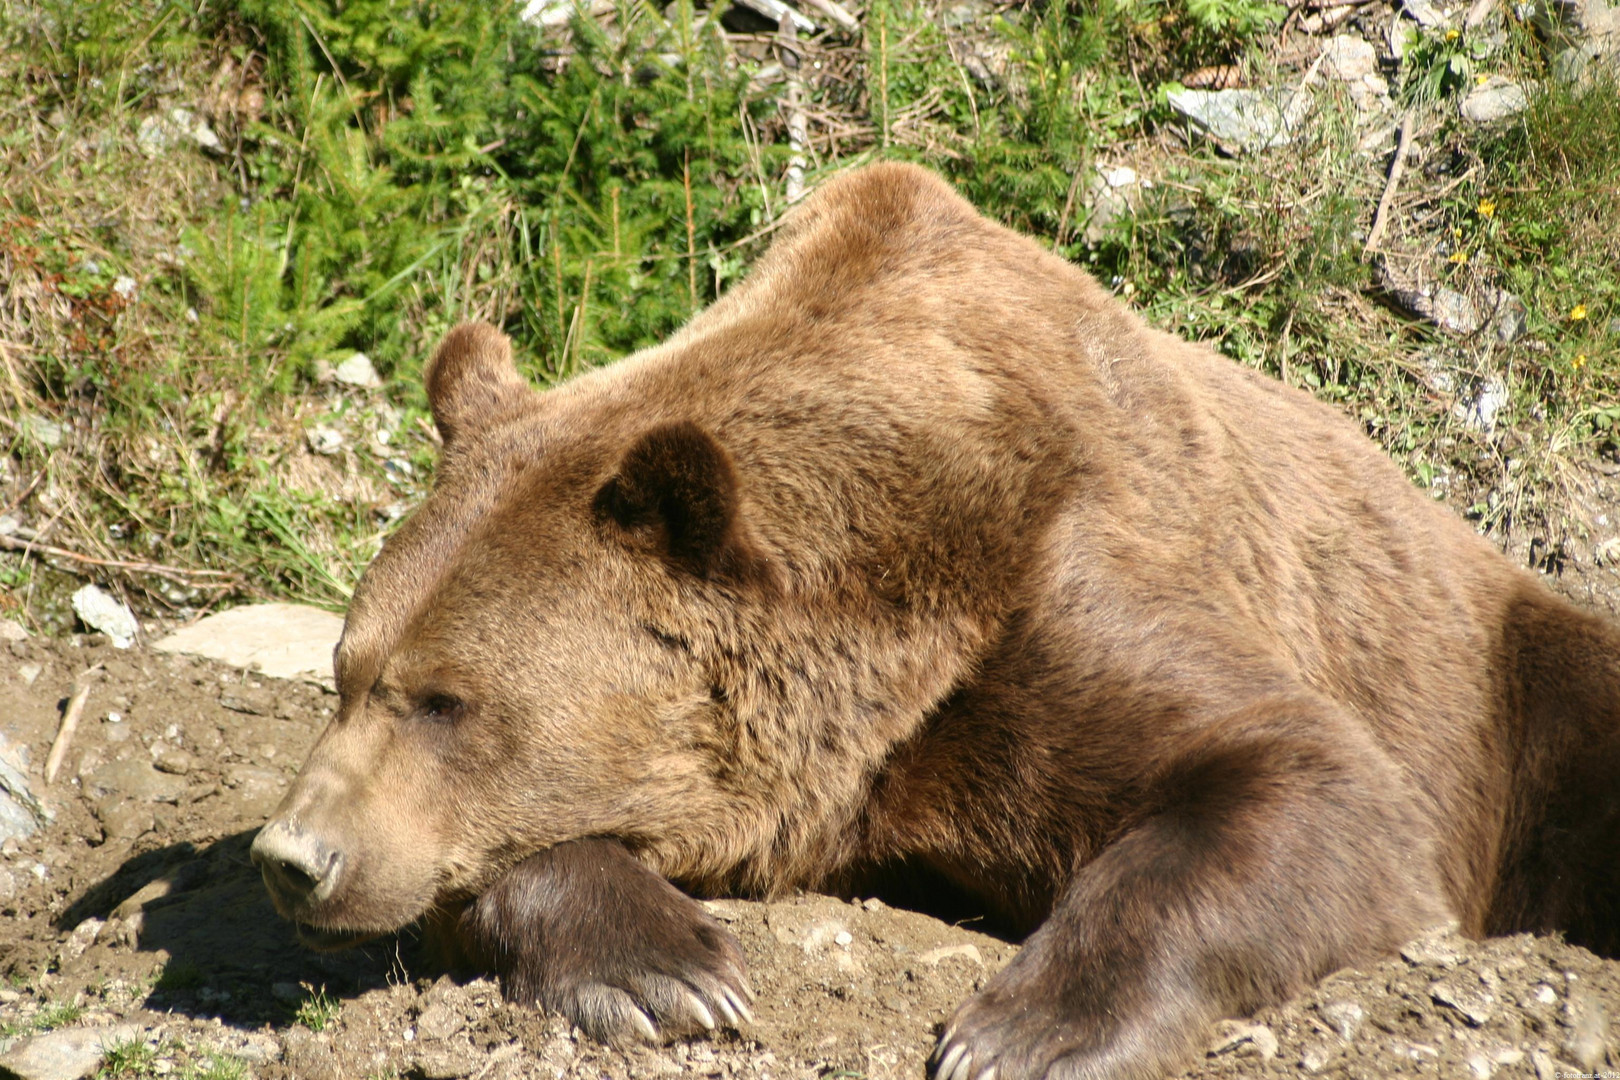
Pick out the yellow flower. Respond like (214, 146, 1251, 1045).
(1574, 354, 1588, 370)
(1477, 198, 1496, 218)
(1476, 72, 1490, 85)
(1449, 251, 1468, 264)
(1571, 304, 1589, 321)
(1452, 225, 1463, 239)
(1446, 27, 1461, 39)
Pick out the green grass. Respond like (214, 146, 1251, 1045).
(33, 999, 85, 1031)
(292, 983, 340, 1032)
(97, 1038, 158, 1079)
(0, 0, 1615, 619)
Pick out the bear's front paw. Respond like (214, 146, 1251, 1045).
(928, 937, 1197, 1080)
(458, 838, 753, 1046)
(510, 898, 753, 1046)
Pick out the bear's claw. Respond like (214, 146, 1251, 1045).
(452, 838, 754, 1046)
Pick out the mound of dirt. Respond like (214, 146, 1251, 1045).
(1, 632, 1616, 1079)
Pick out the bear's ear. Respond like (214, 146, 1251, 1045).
(595, 422, 768, 583)
(424, 323, 528, 444)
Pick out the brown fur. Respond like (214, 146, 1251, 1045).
(252, 164, 1620, 1079)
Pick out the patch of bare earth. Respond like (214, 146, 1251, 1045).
(1, 633, 1617, 1079)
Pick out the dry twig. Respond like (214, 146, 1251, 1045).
(0, 532, 238, 587)
(1365, 110, 1416, 256)
(46, 664, 104, 784)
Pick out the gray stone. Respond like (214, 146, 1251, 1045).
(1432, 287, 1483, 334)
(1431, 979, 1495, 1025)
(415, 1001, 465, 1042)
(0, 621, 27, 643)
(136, 108, 220, 158)
(1324, 34, 1379, 80)
(110, 277, 137, 302)
(85, 757, 185, 803)
(332, 352, 381, 389)
(1484, 288, 1529, 342)
(1553, 41, 1619, 83)
(70, 585, 139, 649)
(1455, 376, 1511, 434)
(21, 415, 63, 449)
(1207, 1021, 1279, 1060)
(0, 1023, 143, 1080)
(0, 734, 49, 845)
(1461, 77, 1531, 123)
(1167, 87, 1314, 153)
(153, 603, 344, 686)
(410, 1049, 477, 1080)
(1319, 999, 1366, 1041)
(1300, 1042, 1335, 1073)
(1404, 0, 1452, 26)
(1532, 0, 1620, 47)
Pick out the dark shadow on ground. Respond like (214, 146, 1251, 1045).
(58, 829, 425, 1027)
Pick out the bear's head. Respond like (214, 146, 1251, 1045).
(248, 324, 804, 945)
(249, 165, 1087, 947)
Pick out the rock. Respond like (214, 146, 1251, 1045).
(1432, 287, 1483, 334)
(18, 663, 42, 686)
(70, 585, 139, 649)
(1319, 999, 1366, 1041)
(1300, 1042, 1335, 1072)
(1552, 41, 1619, 83)
(1532, 0, 1620, 47)
(1485, 288, 1528, 342)
(136, 108, 222, 158)
(152, 603, 344, 686)
(1461, 77, 1531, 123)
(1084, 164, 1146, 243)
(1404, 0, 1452, 26)
(0, 621, 26, 643)
(917, 943, 982, 966)
(1431, 979, 1495, 1025)
(0, 734, 50, 844)
(1401, 922, 1464, 966)
(1207, 1020, 1279, 1060)
(111, 277, 137, 302)
(84, 757, 185, 803)
(332, 352, 381, 389)
(21, 414, 64, 449)
(93, 797, 154, 842)
(1323, 34, 1379, 80)
(150, 745, 195, 776)
(1455, 376, 1510, 434)
(306, 426, 344, 456)
(415, 1002, 464, 1042)
(1564, 992, 1608, 1069)
(1167, 87, 1313, 153)
(280, 1029, 340, 1080)
(409, 1049, 476, 1079)
(0, 1023, 143, 1080)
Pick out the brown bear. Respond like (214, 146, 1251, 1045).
(251, 163, 1620, 1080)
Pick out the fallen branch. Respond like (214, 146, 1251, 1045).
(0, 532, 238, 587)
(46, 664, 103, 784)
(779, 11, 808, 205)
(796, 0, 858, 31)
(1365, 110, 1416, 256)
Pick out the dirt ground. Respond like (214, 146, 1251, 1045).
(1, 631, 1618, 1080)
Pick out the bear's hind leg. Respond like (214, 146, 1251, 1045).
(436, 838, 754, 1045)
(930, 697, 1449, 1080)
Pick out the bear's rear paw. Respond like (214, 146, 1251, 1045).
(453, 838, 753, 1046)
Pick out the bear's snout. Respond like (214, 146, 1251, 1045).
(252, 820, 344, 914)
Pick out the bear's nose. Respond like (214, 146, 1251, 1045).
(252, 822, 343, 909)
